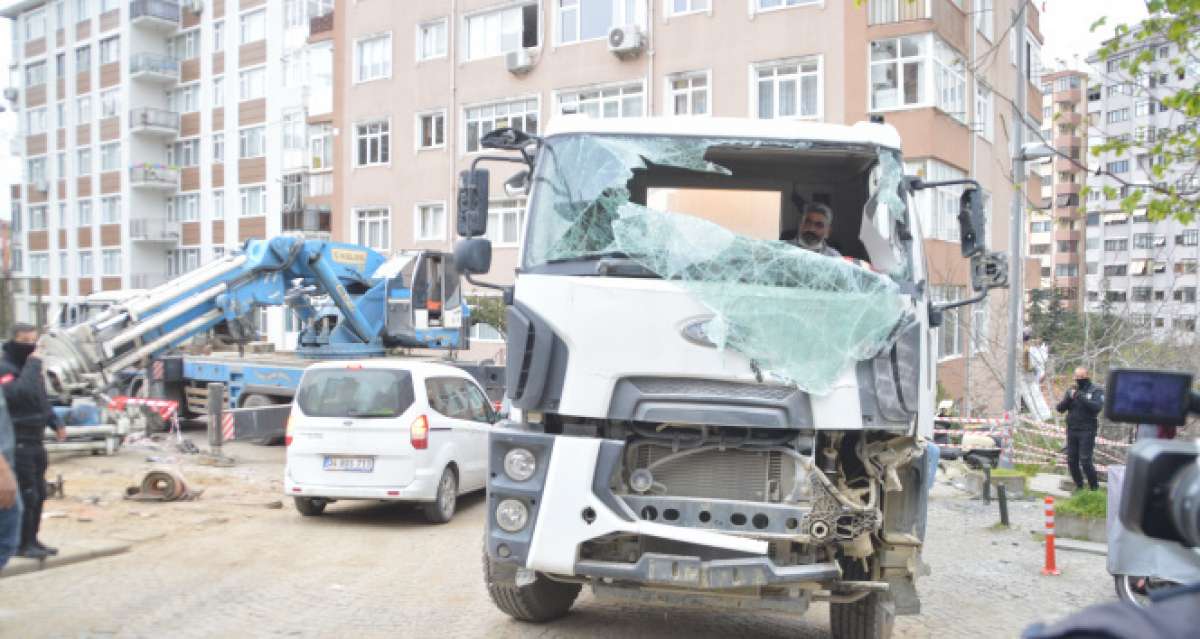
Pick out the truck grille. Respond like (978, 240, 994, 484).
(632, 444, 791, 502)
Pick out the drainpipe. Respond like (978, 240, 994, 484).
(449, 0, 458, 249)
(646, 0, 655, 115)
(963, 1, 977, 417)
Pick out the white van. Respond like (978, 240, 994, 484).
(284, 360, 497, 522)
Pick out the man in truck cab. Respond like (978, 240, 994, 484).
(789, 202, 841, 257)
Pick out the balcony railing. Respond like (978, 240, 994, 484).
(130, 165, 180, 190)
(282, 206, 332, 235)
(129, 217, 181, 242)
(309, 11, 334, 36)
(130, 0, 180, 25)
(867, 0, 928, 24)
(129, 107, 180, 136)
(130, 52, 180, 81)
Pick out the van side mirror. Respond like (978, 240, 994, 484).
(457, 169, 490, 237)
(958, 187, 986, 258)
(454, 238, 493, 276)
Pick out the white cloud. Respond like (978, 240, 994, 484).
(1039, 0, 1149, 72)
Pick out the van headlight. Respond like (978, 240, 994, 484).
(503, 448, 537, 482)
(495, 499, 529, 533)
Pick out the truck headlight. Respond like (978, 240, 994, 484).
(503, 448, 537, 482)
(495, 499, 529, 533)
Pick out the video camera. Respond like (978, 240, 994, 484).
(1105, 369, 1200, 548)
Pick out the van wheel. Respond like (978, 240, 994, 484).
(294, 497, 327, 516)
(830, 557, 895, 639)
(423, 467, 457, 523)
(483, 541, 580, 622)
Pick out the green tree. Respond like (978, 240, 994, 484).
(467, 296, 508, 337)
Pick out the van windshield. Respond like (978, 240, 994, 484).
(296, 369, 415, 418)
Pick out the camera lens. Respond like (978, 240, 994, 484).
(1169, 461, 1200, 548)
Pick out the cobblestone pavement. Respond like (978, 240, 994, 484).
(0, 441, 1113, 638)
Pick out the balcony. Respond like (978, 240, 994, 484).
(131, 272, 171, 289)
(129, 107, 180, 138)
(130, 165, 179, 191)
(309, 11, 334, 37)
(130, 53, 179, 84)
(282, 205, 332, 238)
(129, 217, 181, 243)
(867, 0, 929, 24)
(1054, 87, 1083, 104)
(130, 0, 180, 32)
(1054, 134, 1081, 148)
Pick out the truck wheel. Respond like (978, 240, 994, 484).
(422, 467, 458, 523)
(830, 558, 895, 639)
(294, 497, 327, 516)
(483, 541, 580, 622)
(240, 394, 284, 445)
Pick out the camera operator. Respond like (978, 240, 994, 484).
(1055, 367, 1104, 492)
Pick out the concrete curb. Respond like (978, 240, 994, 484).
(1055, 538, 1108, 557)
(0, 542, 131, 578)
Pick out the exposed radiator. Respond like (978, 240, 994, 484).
(631, 444, 794, 502)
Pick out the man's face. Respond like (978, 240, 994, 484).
(799, 212, 830, 245)
(1074, 367, 1089, 382)
(13, 330, 38, 345)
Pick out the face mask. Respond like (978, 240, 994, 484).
(3, 341, 35, 365)
(1076, 378, 1090, 389)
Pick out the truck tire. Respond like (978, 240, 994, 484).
(294, 496, 327, 516)
(483, 542, 580, 622)
(830, 558, 895, 639)
(422, 466, 458, 523)
(240, 393, 284, 445)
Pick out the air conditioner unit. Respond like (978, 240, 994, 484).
(505, 49, 535, 75)
(2, 87, 17, 102)
(607, 25, 645, 58)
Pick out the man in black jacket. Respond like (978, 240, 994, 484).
(1055, 366, 1104, 491)
(0, 324, 64, 559)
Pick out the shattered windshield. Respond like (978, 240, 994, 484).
(522, 133, 916, 394)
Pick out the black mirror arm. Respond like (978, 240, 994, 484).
(470, 155, 528, 172)
(465, 273, 514, 305)
(933, 290, 988, 312)
(908, 177, 983, 191)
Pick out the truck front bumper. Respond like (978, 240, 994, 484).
(576, 553, 840, 589)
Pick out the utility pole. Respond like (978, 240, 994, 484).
(1004, 2, 1030, 453)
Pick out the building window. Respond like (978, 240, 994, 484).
(97, 142, 119, 172)
(77, 147, 91, 175)
(99, 88, 120, 118)
(559, 82, 645, 118)
(1104, 239, 1128, 251)
(9, 249, 22, 273)
(1175, 287, 1197, 303)
(486, 198, 526, 246)
(26, 107, 47, 135)
(282, 110, 305, 151)
(871, 34, 964, 121)
(168, 30, 200, 61)
(78, 251, 93, 276)
(100, 196, 120, 223)
(240, 9, 266, 44)
(975, 82, 993, 142)
(355, 208, 390, 251)
(25, 61, 46, 87)
(418, 111, 446, 149)
(26, 157, 46, 184)
(169, 139, 200, 167)
(667, 71, 709, 116)
(354, 120, 390, 166)
(74, 95, 90, 123)
(101, 249, 121, 276)
(213, 20, 224, 51)
(168, 194, 200, 222)
(974, 0, 993, 40)
(932, 285, 964, 359)
(78, 200, 92, 225)
(417, 19, 447, 60)
(465, 98, 539, 153)
(1107, 160, 1129, 174)
(212, 76, 224, 106)
(28, 253, 49, 277)
(74, 0, 90, 21)
(212, 190, 224, 219)
(558, 0, 642, 44)
(213, 133, 225, 162)
(415, 203, 446, 241)
(239, 126, 266, 158)
(668, 0, 710, 15)
(75, 44, 91, 71)
(99, 35, 119, 64)
(906, 159, 964, 242)
(29, 206, 48, 230)
(1106, 108, 1129, 124)
(310, 124, 333, 170)
(238, 67, 265, 101)
(240, 186, 266, 217)
(1055, 264, 1078, 277)
(25, 7, 46, 40)
(355, 33, 392, 83)
(755, 58, 820, 119)
(465, 2, 538, 60)
(1178, 230, 1200, 246)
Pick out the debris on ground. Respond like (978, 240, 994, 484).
(125, 468, 203, 502)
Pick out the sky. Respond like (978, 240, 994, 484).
(0, 1, 1159, 223)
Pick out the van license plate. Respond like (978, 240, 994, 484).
(323, 456, 375, 472)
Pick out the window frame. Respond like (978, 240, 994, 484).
(239, 185, 267, 217)
(752, 0, 821, 15)
(239, 8, 267, 44)
(664, 69, 711, 117)
(238, 65, 266, 101)
(463, 96, 540, 154)
(416, 109, 447, 150)
(416, 18, 448, 61)
(354, 207, 391, 251)
(557, 80, 646, 119)
(664, 0, 710, 17)
(414, 201, 448, 242)
(354, 32, 393, 84)
(354, 119, 391, 167)
(238, 125, 267, 159)
(752, 55, 823, 120)
(98, 35, 119, 65)
(463, 1, 539, 61)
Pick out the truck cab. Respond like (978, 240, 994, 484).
(456, 116, 1003, 639)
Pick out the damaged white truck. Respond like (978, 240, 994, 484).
(454, 117, 1008, 638)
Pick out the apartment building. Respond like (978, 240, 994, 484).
(2, 0, 337, 344)
(1030, 68, 1087, 308)
(332, 0, 1045, 411)
(1083, 33, 1200, 335)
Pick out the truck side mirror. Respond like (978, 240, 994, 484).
(454, 238, 493, 276)
(957, 187, 985, 258)
(504, 170, 530, 197)
(457, 169, 490, 237)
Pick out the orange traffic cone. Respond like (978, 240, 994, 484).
(1042, 495, 1061, 575)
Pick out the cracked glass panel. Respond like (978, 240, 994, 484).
(524, 134, 915, 394)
